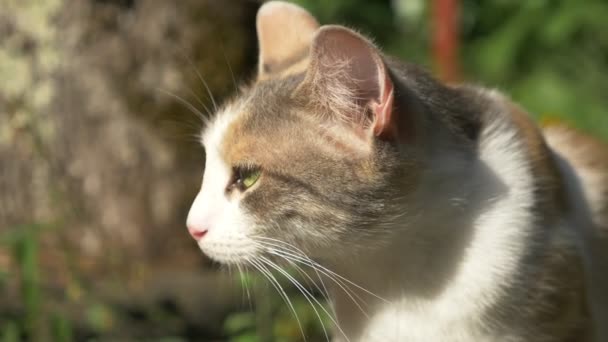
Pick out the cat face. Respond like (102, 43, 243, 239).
(186, 2, 417, 265)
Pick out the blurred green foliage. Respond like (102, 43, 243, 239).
(226, 272, 332, 342)
(1, 224, 73, 342)
(463, 0, 608, 139)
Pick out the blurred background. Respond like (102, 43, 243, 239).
(1, 0, 607, 341)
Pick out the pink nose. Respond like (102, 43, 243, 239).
(188, 225, 208, 240)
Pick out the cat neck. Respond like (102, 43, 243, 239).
(325, 92, 540, 338)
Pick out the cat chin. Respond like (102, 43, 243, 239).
(197, 235, 262, 266)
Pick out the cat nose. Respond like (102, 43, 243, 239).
(187, 225, 208, 240)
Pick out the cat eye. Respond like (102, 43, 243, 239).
(231, 166, 262, 192)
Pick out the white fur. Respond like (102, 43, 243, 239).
(187, 104, 260, 263)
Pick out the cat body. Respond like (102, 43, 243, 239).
(186, 2, 608, 341)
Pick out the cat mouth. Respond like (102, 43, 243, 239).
(197, 237, 261, 265)
(197, 235, 310, 268)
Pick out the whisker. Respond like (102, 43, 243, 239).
(155, 118, 204, 144)
(260, 257, 331, 342)
(268, 248, 370, 319)
(288, 259, 331, 302)
(156, 88, 210, 126)
(280, 255, 338, 320)
(236, 263, 253, 311)
(253, 239, 383, 305)
(250, 258, 307, 342)
(220, 44, 239, 93)
(261, 256, 331, 342)
(253, 239, 360, 309)
(254, 236, 390, 303)
(252, 238, 371, 323)
(180, 51, 219, 111)
(182, 85, 214, 117)
(260, 256, 349, 342)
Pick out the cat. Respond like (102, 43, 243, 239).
(186, 1, 608, 341)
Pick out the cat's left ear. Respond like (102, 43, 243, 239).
(256, 1, 319, 80)
(302, 26, 398, 140)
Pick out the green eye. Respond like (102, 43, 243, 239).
(232, 166, 262, 191)
(242, 169, 261, 188)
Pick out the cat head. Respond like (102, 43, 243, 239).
(186, 1, 429, 265)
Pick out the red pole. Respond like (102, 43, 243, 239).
(432, 0, 460, 82)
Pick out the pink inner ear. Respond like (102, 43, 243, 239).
(371, 66, 396, 140)
(306, 26, 402, 142)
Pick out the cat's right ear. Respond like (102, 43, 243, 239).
(256, 1, 319, 80)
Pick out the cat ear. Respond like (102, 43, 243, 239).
(304, 26, 397, 140)
(256, 1, 319, 80)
